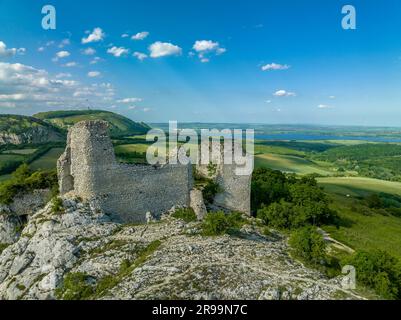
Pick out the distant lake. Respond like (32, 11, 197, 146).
(254, 134, 401, 143)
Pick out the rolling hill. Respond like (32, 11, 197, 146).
(34, 110, 150, 137)
(0, 114, 64, 145)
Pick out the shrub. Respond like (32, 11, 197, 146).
(55, 272, 94, 300)
(171, 208, 197, 222)
(289, 226, 327, 266)
(0, 165, 58, 205)
(251, 168, 289, 212)
(202, 211, 244, 236)
(343, 250, 401, 299)
(257, 201, 296, 230)
(51, 197, 64, 214)
(202, 180, 222, 204)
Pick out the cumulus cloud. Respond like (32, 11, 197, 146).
(0, 41, 26, 58)
(87, 71, 101, 78)
(273, 90, 296, 97)
(56, 51, 70, 58)
(107, 46, 129, 57)
(261, 63, 290, 71)
(133, 51, 148, 61)
(37, 47, 45, 52)
(117, 97, 143, 103)
(149, 41, 182, 58)
(132, 31, 149, 40)
(81, 27, 105, 44)
(121, 33, 130, 38)
(0, 62, 115, 110)
(192, 40, 226, 62)
(82, 47, 96, 55)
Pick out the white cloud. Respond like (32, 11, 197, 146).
(55, 73, 72, 78)
(58, 39, 70, 48)
(273, 90, 296, 97)
(143, 107, 151, 112)
(117, 97, 142, 104)
(265, 100, 272, 103)
(0, 41, 26, 58)
(90, 56, 102, 64)
(128, 106, 136, 110)
(317, 104, 332, 109)
(63, 62, 77, 67)
(133, 52, 148, 61)
(329, 95, 336, 99)
(107, 46, 129, 57)
(149, 41, 182, 58)
(38, 47, 45, 52)
(121, 33, 130, 38)
(192, 40, 226, 62)
(132, 31, 149, 40)
(87, 71, 101, 78)
(56, 50, 70, 58)
(261, 63, 290, 71)
(0, 62, 115, 110)
(82, 47, 96, 55)
(193, 40, 219, 52)
(81, 27, 105, 44)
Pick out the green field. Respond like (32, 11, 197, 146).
(318, 177, 401, 197)
(29, 148, 64, 171)
(2, 148, 37, 155)
(323, 193, 401, 260)
(254, 153, 334, 175)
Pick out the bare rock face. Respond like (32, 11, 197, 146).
(8, 190, 52, 217)
(0, 214, 20, 244)
(0, 126, 63, 145)
(190, 189, 207, 220)
(0, 198, 363, 300)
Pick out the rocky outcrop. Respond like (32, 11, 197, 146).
(0, 126, 63, 145)
(8, 190, 52, 217)
(190, 189, 207, 220)
(0, 198, 363, 300)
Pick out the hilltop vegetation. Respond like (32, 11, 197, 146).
(313, 144, 401, 181)
(34, 110, 150, 137)
(0, 114, 60, 135)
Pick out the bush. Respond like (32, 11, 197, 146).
(257, 201, 296, 230)
(55, 272, 94, 300)
(171, 208, 197, 222)
(51, 197, 64, 214)
(0, 165, 58, 205)
(343, 250, 401, 299)
(202, 211, 244, 236)
(202, 180, 222, 204)
(251, 168, 289, 212)
(289, 226, 327, 265)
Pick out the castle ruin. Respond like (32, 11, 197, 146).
(57, 120, 252, 223)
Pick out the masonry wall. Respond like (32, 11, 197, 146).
(58, 121, 192, 223)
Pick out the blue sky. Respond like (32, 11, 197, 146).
(0, 0, 400, 125)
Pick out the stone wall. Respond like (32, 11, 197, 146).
(58, 121, 192, 223)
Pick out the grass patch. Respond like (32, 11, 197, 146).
(29, 148, 64, 171)
(201, 211, 245, 236)
(0, 243, 10, 254)
(171, 208, 197, 223)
